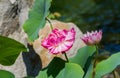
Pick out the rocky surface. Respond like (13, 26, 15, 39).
(0, 0, 30, 77)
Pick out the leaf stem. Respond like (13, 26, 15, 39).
(46, 17, 53, 30)
(92, 60, 96, 78)
(92, 44, 99, 78)
(95, 44, 99, 56)
(64, 52, 69, 62)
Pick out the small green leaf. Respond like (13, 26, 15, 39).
(0, 36, 27, 66)
(56, 63, 84, 78)
(23, 0, 52, 41)
(0, 70, 15, 78)
(95, 52, 120, 78)
(70, 45, 96, 68)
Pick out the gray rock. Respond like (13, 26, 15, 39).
(0, 0, 30, 77)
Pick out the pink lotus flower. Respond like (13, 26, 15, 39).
(81, 30, 102, 45)
(41, 28, 76, 54)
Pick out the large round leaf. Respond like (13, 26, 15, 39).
(23, 0, 52, 41)
(47, 57, 66, 77)
(0, 70, 15, 78)
(84, 64, 93, 78)
(36, 57, 66, 78)
(0, 36, 27, 65)
(36, 70, 48, 78)
(95, 52, 120, 78)
(70, 45, 96, 68)
(56, 63, 84, 78)
(36, 70, 53, 78)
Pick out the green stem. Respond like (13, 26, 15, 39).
(64, 53, 69, 62)
(92, 44, 99, 78)
(46, 17, 53, 30)
(95, 44, 99, 56)
(92, 59, 97, 78)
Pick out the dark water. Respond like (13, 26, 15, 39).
(50, 0, 120, 53)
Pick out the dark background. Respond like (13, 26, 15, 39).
(50, 0, 120, 53)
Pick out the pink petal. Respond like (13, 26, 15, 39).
(81, 30, 102, 45)
(41, 28, 76, 54)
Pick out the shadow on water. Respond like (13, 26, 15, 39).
(50, 0, 120, 53)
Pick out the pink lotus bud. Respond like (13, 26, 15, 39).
(41, 28, 76, 54)
(81, 30, 102, 45)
